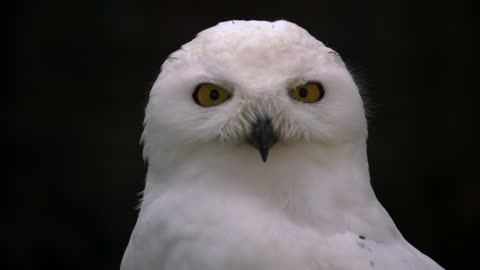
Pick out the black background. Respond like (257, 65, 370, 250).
(8, 0, 474, 269)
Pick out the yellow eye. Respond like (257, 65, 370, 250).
(289, 82, 325, 103)
(193, 83, 231, 107)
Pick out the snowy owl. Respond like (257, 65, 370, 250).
(121, 20, 444, 270)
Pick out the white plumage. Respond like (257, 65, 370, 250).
(121, 20, 443, 270)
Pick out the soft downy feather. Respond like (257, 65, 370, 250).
(122, 20, 444, 270)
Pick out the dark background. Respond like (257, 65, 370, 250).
(8, 0, 474, 269)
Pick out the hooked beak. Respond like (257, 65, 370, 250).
(247, 118, 278, 162)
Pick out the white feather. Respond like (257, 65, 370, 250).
(122, 20, 443, 270)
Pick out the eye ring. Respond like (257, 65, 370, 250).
(289, 82, 324, 103)
(193, 83, 231, 107)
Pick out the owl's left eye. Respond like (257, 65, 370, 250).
(289, 82, 324, 103)
(193, 83, 231, 107)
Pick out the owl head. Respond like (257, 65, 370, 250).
(143, 20, 367, 162)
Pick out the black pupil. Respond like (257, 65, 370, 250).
(209, 89, 220, 100)
(299, 87, 308, 98)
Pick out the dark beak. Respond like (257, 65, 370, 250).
(247, 118, 278, 162)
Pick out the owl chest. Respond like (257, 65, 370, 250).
(131, 192, 407, 270)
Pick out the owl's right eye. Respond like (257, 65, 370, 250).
(193, 83, 231, 107)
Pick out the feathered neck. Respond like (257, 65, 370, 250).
(142, 140, 400, 243)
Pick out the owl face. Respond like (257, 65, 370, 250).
(144, 20, 367, 161)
